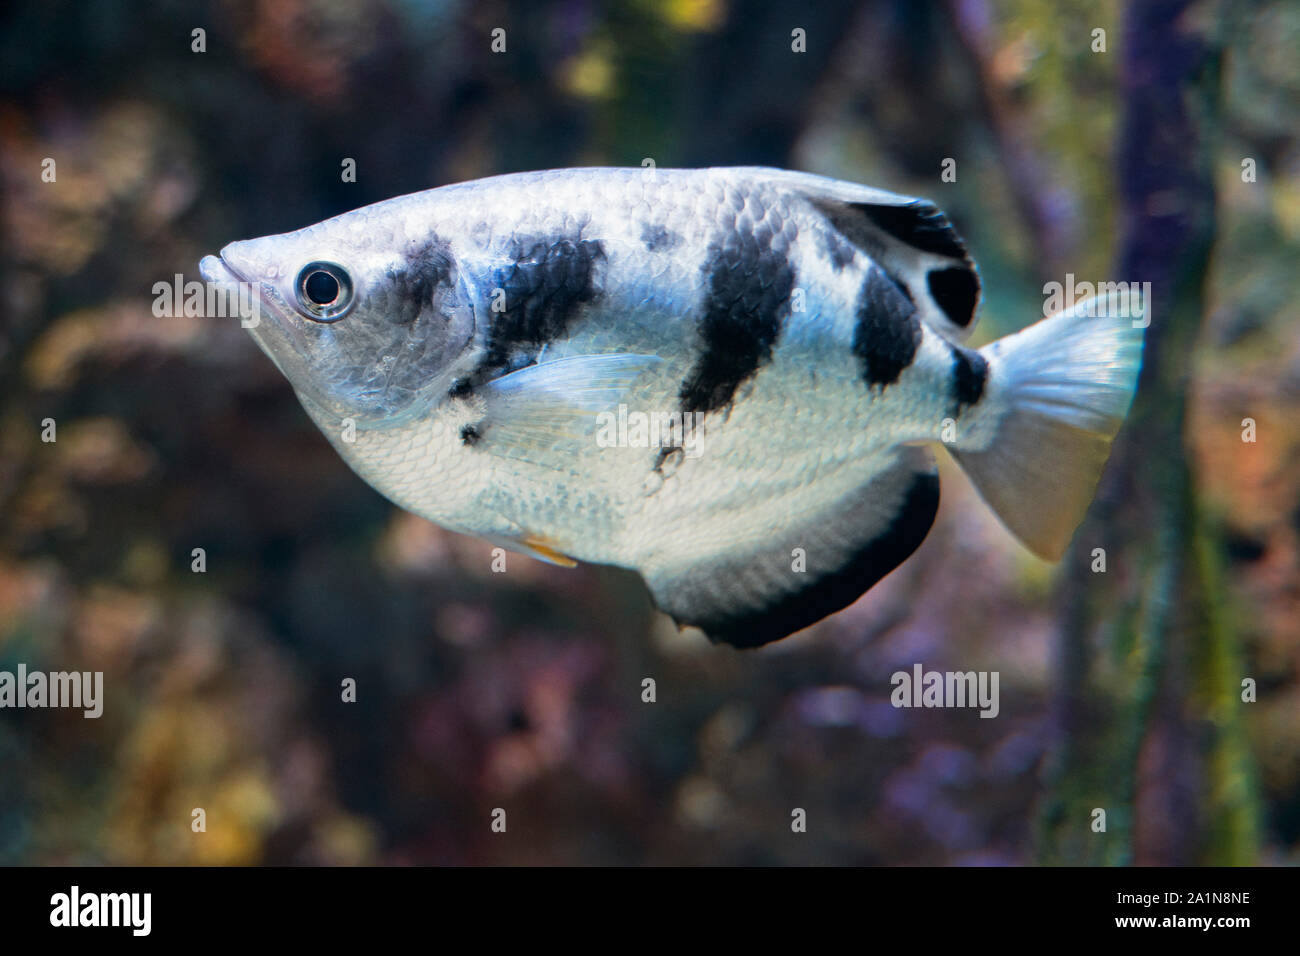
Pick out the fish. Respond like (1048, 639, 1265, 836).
(199, 166, 1144, 648)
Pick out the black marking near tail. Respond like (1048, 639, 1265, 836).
(695, 471, 940, 649)
(387, 237, 456, 325)
(640, 223, 683, 252)
(482, 235, 606, 369)
(851, 201, 969, 260)
(852, 267, 922, 391)
(678, 228, 796, 414)
(949, 344, 988, 416)
(927, 266, 980, 330)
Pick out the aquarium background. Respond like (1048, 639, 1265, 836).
(1, 0, 1297, 865)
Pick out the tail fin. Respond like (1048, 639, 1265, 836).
(950, 292, 1146, 560)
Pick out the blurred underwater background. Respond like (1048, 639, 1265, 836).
(1, 0, 1298, 865)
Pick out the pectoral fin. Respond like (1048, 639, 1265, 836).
(476, 353, 662, 462)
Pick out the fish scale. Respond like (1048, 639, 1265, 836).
(200, 166, 1144, 647)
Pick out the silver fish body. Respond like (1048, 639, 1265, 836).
(200, 167, 1143, 646)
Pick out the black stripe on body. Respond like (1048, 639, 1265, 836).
(678, 224, 796, 415)
(386, 237, 456, 325)
(640, 223, 683, 252)
(817, 225, 857, 270)
(692, 470, 940, 649)
(948, 344, 988, 416)
(927, 266, 980, 330)
(852, 267, 922, 391)
(481, 235, 606, 370)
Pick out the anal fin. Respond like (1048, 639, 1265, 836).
(641, 448, 939, 648)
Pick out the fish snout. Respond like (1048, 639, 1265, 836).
(198, 253, 237, 285)
(198, 248, 270, 331)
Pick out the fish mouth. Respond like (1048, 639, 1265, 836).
(198, 248, 296, 382)
(198, 249, 269, 326)
(198, 245, 294, 334)
(198, 250, 246, 287)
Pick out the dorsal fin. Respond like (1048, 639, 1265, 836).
(851, 202, 971, 260)
(807, 196, 980, 342)
(717, 167, 982, 342)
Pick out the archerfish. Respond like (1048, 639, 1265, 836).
(199, 167, 1144, 648)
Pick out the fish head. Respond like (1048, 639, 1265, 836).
(200, 211, 476, 428)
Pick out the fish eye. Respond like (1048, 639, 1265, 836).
(294, 261, 354, 322)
